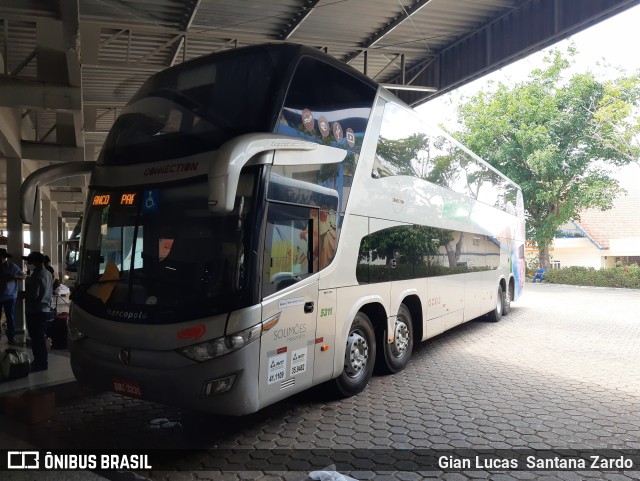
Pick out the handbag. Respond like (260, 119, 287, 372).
(1, 348, 32, 381)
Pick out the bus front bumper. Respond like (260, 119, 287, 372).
(69, 338, 261, 416)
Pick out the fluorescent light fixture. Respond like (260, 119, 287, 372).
(381, 84, 438, 92)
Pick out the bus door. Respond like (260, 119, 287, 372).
(258, 203, 320, 407)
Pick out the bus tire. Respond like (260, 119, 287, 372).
(334, 311, 376, 397)
(503, 284, 511, 316)
(487, 287, 504, 322)
(377, 303, 414, 374)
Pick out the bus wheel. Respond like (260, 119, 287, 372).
(334, 312, 376, 397)
(503, 285, 511, 316)
(377, 303, 414, 374)
(487, 287, 504, 322)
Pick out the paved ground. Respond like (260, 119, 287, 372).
(2, 283, 640, 480)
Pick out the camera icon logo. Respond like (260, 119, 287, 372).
(7, 451, 40, 469)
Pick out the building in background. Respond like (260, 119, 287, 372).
(550, 188, 640, 269)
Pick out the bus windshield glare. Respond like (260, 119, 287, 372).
(75, 173, 258, 324)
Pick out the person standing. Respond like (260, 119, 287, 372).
(43, 255, 60, 292)
(0, 248, 26, 345)
(22, 252, 53, 372)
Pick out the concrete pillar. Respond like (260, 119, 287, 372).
(5, 157, 25, 338)
(50, 204, 59, 270)
(42, 198, 52, 258)
(57, 215, 64, 278)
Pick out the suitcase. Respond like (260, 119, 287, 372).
(46, 312, 69, 350)
(1, 348, 31, 381)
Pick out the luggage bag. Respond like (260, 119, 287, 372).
(1, 348, 31, 381)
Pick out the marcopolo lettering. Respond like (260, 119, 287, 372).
(106, 308, 148, 321)
(143, 162, 199, 176)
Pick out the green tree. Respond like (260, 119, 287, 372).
(376, 133, 432, 178)
(454, 48, 640, 269)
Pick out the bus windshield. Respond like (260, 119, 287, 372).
(100, 45, 284, 165)
(100, 94, 226, 165)
(74, 173, 258, 324)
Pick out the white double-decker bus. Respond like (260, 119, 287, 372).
(24, 44, 524, 415)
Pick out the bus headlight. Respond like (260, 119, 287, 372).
(178, 323, 262, 362)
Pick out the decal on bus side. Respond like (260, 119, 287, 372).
(278, 297, 304, 309)
(267, 353, 287, 385)
(290, 347, 307, 376)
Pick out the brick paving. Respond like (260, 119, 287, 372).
(2, 283, 640, 480)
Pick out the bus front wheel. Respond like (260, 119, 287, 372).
(377, 303, 414, 374)
(334, 312, 376, 397)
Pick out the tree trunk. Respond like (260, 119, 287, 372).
(539, 246, 552, 270)
(445, 232, 464, 267)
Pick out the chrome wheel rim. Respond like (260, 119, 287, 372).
(345, 329, 369, 378)
(391, 319, 410, 358)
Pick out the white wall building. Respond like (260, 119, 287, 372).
(551, 188, 640, 268)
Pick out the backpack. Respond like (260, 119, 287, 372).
(1, 348, 31, 381)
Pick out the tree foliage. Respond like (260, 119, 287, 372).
(454, 49, 640, 268)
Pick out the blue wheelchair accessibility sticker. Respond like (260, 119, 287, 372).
(142, 189, 159, 212)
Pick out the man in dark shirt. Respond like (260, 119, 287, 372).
(22, 252, 53, 371)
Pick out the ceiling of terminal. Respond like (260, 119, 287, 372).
(1, 0, 639, 236)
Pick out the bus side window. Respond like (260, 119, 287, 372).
(262, 203, 319, 298)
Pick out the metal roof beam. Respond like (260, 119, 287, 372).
(83, 62, 162, 72)
(0, 106, 21, 158)
(21, 141, 84, 162)
(87, 0, 170, 27)
(83, 100, 127, 108)
(79, 20, 431, 55)
(9, 48, 37, 77)
(399, 0, 640, 106)
(169, 0, 201, 66)
(0, 76, 81, 111)
(343, 0, 433, 64)
(279, 0, 321, 40)
(372, 54, 401, 81)
(100, 29, 128, 49)
(138, 34, 182, 63)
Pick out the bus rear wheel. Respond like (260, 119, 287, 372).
(334, 311, 376, 397)
(487, 287, 504, 322)
(377, 303, 414, 374)
(503, 284, 511, 315)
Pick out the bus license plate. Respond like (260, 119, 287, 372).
(112, 378, 143, 398)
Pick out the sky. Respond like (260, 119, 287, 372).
(418, 4, 640, 189)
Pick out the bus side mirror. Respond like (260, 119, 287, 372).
(208, 134, 346, 213)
